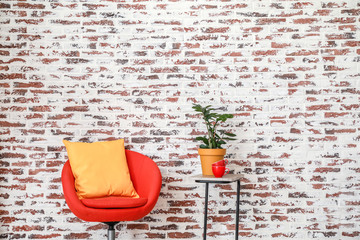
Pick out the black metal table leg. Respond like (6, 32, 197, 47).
(194, 174, 243, 240)
(235, 180, 240, 240)
(203, 182, 209, 240)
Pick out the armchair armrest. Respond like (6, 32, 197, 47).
(126, 150, 162, 208)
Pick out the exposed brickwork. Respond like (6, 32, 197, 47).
(0, 0, 359, 239)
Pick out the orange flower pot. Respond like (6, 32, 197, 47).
(198, 148, 226, 176)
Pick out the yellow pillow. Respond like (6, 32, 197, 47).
(63, 139, 139, 200)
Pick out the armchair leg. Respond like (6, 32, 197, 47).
(104, 222, 118, 240)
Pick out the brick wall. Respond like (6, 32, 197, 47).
(1, 0, 359, 239)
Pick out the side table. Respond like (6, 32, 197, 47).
(192, 174, 243, 240)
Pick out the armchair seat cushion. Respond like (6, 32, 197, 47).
(81, 196, 148, 209)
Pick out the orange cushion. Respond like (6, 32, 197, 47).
(63, 139, 139, 200)
(81, 196, 148, 209)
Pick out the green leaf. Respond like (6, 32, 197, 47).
(216, 143, 224, 149)
(224, 132, 236, 137)
(222, 137, 236, 141)
(211, 139, 216, 147)
(204, 105, 213, 111)
(192, 104, 209, 113)
(217, 114, 234, 122)
(199, 144, 209, 149)
(195, 136, 209, 145)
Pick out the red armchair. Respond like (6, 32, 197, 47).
(62, 150, 162, 240)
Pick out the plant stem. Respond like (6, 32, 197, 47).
(213, 120, 219, 140)
(204, 117, 213, 148)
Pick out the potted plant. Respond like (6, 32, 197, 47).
(192, 104, 236, 175)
